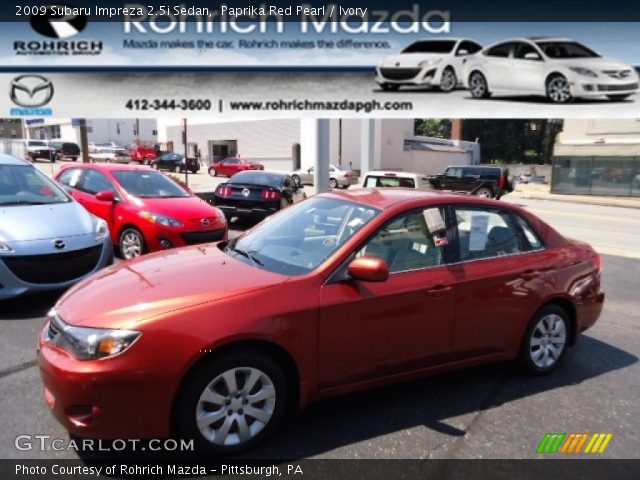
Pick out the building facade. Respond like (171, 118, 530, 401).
(0, 119, 22, 139)
(24, 119, 158, 147)
(553, 119, 640, 196)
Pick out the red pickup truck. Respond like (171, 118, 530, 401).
(127, 143, 158, 165)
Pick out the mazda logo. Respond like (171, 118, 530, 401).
(52, 239, 65, 250)
(30, 4, 88, 39)
(201, 218, 210, 227)
(242, 189, 251, 197)
(395, 62, 401, 67)
(10, 75, 54, 108)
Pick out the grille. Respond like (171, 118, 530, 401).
(380, 67, 421, 81)
(602, 70, 632, 79)
(3, 246, 102, 284)
(597, 83, 638, 92)
(180, 229, 226, 245)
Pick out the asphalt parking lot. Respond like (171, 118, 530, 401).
(0, 174, 639, 459)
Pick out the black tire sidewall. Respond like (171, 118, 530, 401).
(174, 350, 289, 455)
(519, 305, 570, 375)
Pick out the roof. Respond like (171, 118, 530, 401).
(0, 154, 30, 166)
(363, 170, 426, 178)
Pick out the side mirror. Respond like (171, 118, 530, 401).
(348, 257, 389, 282)
(95, 190, 115, 202)
(457, 49, 469, 56)
(524, 52, 541, 61)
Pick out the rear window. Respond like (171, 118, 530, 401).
(364, 176, 416, 188)
(231, 171, 284, 188)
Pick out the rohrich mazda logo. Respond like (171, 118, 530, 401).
(9, 75, 54, 108)
(30, 4, 87, 39)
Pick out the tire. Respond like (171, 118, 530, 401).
(173, 350, 288, 455)
(173, 165, 182, 173)
(469, 72, 491, 98)
(329, 178, 338, 189)
(190, 169, 198, 174)
(439, 67, 457, 92)
(292, 175, 301, 187)
(209, 168, 217, 177)
(546, 75, 572, 103)
(607, 94, 631, 101)
(71, 157, 77, 162)
(151, 163, 159, 170)
(105, 158, 112, 164)
(380, 83, 400, 92)
(474, 187, 494, 198)
(519, 305, 569, 375)
(119, 227, 146, 260)
(142, 158, 150, 166)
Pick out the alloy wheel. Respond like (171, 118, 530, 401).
(292, 175, 301, 187)
(475, 187, 493, 198)
(529, 314, 567, 369)
(195, 367, 276, 446)
(547, 76, 572, 103)
(440, 68, 456, 92)
(469, 73, 488, 98)
(120, 230, 144, 259)
(329, 178, 338, 189)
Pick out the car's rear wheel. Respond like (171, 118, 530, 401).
(173, 165, 182, 173)
(119, 228, 146, 260)
(520, 305, 569, 374)
(142, 158, 150, 165)
(174, 350, 288, 455)
(475, 187, 493, 198)
(546, 75, 572, 103)
(469, 72, 490, 98)
(151, 163, 159, 170)
(440, 67, 457, 92)
(607, 94, 631, 101)
(329, 178, 338, 189)
(292, 174, 301, 187)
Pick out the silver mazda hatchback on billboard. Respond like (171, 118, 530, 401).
(0, 154, 113, 299)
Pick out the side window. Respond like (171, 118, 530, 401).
(57, 169, 82, 188)
(455, 207, 523, 261)
(486, 42, 512, 58)
(514, 42, 541, 60)
(514, 215, 544, 250)
(356, 209, 445, 273)
(80, 170, 115, 195)
(457, 41, 482, 55)
(446, 167, 463, 178)
(463, 168, 480, 177)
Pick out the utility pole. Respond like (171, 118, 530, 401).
(182, 118, 188, 186)
(79, 119, 90, 163)
(135, 118, 140, 143)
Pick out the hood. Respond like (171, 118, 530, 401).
(0, 201, 94, 243)
(381, 53, 445, 67)
(56, 243, 289, 330)
(129, 195, 221, 221)
(552, 57, 634, 72)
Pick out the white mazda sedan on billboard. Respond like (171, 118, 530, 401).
(376, 38, 483, 92)
(464, 37, 639, 103)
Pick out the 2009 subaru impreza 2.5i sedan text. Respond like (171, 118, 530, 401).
(38, 189, 604, 454)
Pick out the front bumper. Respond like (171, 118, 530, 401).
(0, 240, 112, 300)
(376, 65, 442, 86)
(141, 221, 228, 252)
(38, 334, 173, 438)
(570, 74, 639, 97)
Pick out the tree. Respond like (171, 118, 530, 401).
(415, 119, 451, 139)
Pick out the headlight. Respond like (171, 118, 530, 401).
(139, 211, 183, 227)
(94, 218, 109, 241)
(418, 58, 442, 68)
(570, 67, 597, 78)
(0, 240, 13, 252)
(46, 311, 140, 360)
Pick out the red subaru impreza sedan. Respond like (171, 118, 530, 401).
(55, 163, 227, 259)
(38, 189, 604, 454)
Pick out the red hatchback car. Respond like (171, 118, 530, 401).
(39, 189, 603, 454)
(55, 164, 227, 259)
(208, 157, 264, 178)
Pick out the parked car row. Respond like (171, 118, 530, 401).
(376, 37, 639, 103)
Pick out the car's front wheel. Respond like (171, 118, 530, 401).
(474, 187, 494, 198)
(292, 174, 301, 187)
(469, 72, 491, 98)
(151, 163, 159, 170)
(520, 305, 569, 374)
(174, 350, 288, 455)
(607, 94, 631, 101)
(329, 178, 338, 189)
(546, 75, 572, 103)
(119, 228, 146, 260)
(439, 67, 457, 92)
(209, 168, 217, 177)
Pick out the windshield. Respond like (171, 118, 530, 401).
(0, 164, 70, 205)
(112, 170, 190, 198)
(28, 141, 47, 147)
(231, 171, 284, 187)
(226, 197, 381, 276)
(402, 40, 456, 54)
(536, 41, 600, 58)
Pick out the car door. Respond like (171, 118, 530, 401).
(450, 205, 551, 357)
(511, 42, 546, 93)
(460, 167, 482, 192)
(318, 207, 458, 389)
(74, 169, 119, 225)
(453, 40, 483, 76)
(441, 167, 465, 190)
(482, 42, 514, 90)
(218, 158, 232, 176)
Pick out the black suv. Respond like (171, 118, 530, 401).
(49, 142, 81, 162)
(428, 165, 513, 199)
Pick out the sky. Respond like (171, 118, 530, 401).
(1, 22, 639, 67)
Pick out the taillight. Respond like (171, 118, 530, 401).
(216, 185, 233, 198)
(591, 253, 603, 274)
(261, 190, 281, 200)
(499, 174, 506, 188)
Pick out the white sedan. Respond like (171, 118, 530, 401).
(464, 37, 639, 103)
(291, 164, 358, 189)
(376, 38, 483, 92)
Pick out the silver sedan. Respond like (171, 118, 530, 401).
(291, 164, 358, 189)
